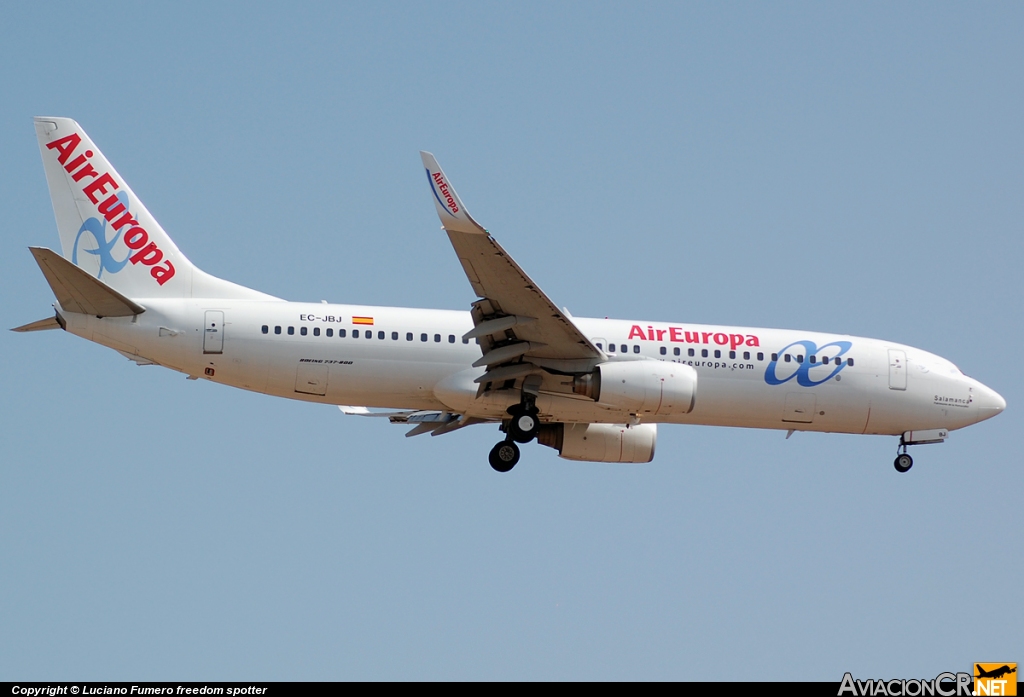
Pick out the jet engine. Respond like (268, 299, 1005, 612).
(537, 423, 657, 463)
(572, 360, 697, 416)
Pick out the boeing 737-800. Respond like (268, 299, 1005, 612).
(15, 117, 1005, 472)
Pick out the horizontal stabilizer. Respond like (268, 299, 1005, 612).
(11, 316, 62, 332)
(29, 247, 144, 317)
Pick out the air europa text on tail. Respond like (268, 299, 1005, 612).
(46, 132, 175, 285)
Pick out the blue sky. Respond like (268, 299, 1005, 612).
(1, 2, 1021, 680)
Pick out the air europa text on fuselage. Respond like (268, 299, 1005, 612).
(46, 133, 175, 285)
(628, 325, 760, 351)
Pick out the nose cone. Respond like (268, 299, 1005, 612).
(974, 382, 1006, 423)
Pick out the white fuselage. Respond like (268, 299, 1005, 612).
(59, 298, 1004, 437)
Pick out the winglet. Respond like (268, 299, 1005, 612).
(419, 152, 486, 235)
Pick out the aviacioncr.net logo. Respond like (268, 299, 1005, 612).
(72, 191, 131, 279)
(765, 339, 853, 387)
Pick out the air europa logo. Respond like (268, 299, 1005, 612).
(46, 133, 175, 285)
(72, 193, 131, 279)
(427, 169, 459, 216)
(765, 339, 853, 387)
(627, 325, 761, 350)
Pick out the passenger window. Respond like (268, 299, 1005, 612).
(462, 337, 469, 344)
(326, 328, 333, 337)
(339, 329, 346, 338)
(729, 350, 736, 359)
(261, 325, 268, 334)
(366, 331, 372, 339)
(701, 349, 708, 358)
(688, 348, 695, 357)
(406, 332, 413, 341)
(757, 352, 764, 361)
(660, 347, 666, 355)
(378, 331, 385, 340)
(822, 357, 829, 365)
(797, 355, 804, 363)
(449, 335, 455, 343)
(847, 358, 854, 366)
(621, 344, 628, 353)
(313, 327, 320, 337)
(772, 353, 778, 361)
(714, 350, 721, 358)
(743, 351, 750, 360)
(274, 326, 281, 335)
(421, 333, 428, 342)
(673, 347, 680, 356)
(633, 345, 640, 354)
(300, 327, 308, 336)
(287, 326, 294, 336)
(784, 354, 791, 363)
(353, 329, 359, 338)
(608, 344, 616, 352)
(434, 334, 441, 343)
(809, 355, 816, 364)
(596, 343, 603, 350)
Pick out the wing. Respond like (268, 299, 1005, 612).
(337, 406, 491, 437)
(420, 152, 602, 384)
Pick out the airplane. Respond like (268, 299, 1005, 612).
(15, 117, 1006, 473)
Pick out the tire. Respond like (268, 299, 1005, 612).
(489, 441, 521, 472)
(509, 412, 539, 444)
(893, 453, 913, 473)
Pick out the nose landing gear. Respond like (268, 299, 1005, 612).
(893, 450, 914, 473)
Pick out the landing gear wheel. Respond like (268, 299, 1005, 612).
(508, 411, 539, 444)
(489, 440, 521, 472)
(894, 453, 913, 473)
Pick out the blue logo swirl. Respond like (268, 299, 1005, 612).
(72, 192, 131, 279)
(764, 340, 852, 387)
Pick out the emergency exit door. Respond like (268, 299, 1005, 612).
(204, 311, 224, 354)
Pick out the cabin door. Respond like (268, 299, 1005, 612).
(888, 349, 907, 390)
(203, 311, 224, 354)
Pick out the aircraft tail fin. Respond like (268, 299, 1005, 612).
(29, 246, 145, 317)
(33, 117, 275, 301)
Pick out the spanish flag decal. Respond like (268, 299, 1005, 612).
(352, 316, 374, 325)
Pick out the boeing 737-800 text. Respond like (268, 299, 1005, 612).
(15, 118, 1005, 472)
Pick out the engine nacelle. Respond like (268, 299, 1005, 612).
(573, 360, 697, 416)
(538, 423, 657, 463)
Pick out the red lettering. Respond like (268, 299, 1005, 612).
(46, 134, 81, 164)
(130, 242, 163, 266)
(628, 325, 647, 340)
(152, 261, 175, 285)
(685, 331, 700, 343)
(729, 334, 745, 350)
(110, 210, 138, 231)
(669, 327, 684, 342)
(63, 149, 93, 174)
(745, 335, 760, 347)
(83, 173, 118, 203)
(656, 328, 667, 341)
(123, 227, 149, 249)
(70, 163, 99, 182)
(713, 333, 728, 345)
(97, 194, 126, 222)
(701, 332, 712, 343)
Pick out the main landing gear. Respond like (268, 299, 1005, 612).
(488, 397, 540, 473)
